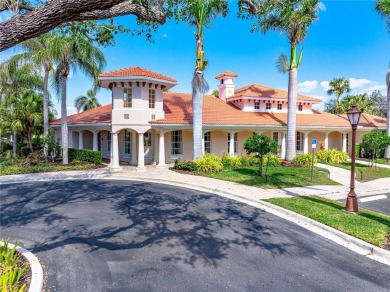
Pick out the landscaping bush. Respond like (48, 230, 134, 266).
(195, 153, 223, 174)
(292, 153, 317, 168)
(19, 146, 31, 158)
(263, 155, 281, 167)
(240, 155, 250, 167)
(0, 141, 12, 154)
(315, 149, 348, 164)
(68, 148, 102, 165)
(0, 164, 97, 176)
(173, 159, 198, 172)
(248, 155, 259, 166)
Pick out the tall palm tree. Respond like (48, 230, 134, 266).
(326, 77, 351, 113)
(52, 31, 106, 164)
(375, 1, 390, 158)
(74, 88, 101, 112)
(179, 0, 228, 159)
(259, 0, 320, 161)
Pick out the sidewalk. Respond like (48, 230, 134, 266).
(1, 164, 388, 201)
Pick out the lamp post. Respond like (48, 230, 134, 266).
(345, 105, 361, 213)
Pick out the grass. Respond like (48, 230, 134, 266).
(358, 158, 390, 166)
(205, 166, 338, 189)
(326, 162, 390, 182)
(264, 196, 390, 246)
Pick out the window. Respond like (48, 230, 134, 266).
(254, 101, 260, 110)
(98, 132, 101, 152)
(266, 102, 271, 110)
(123, 88, 132, 108)
(296, 131, 304, 151)
(149, 89, 156, 109)
(277, 104, 282, 110)
(124, 130, 131, 154)
(171, 130, 182, 155)
(298, 104, 303, 111)
(272, 132, 279, 143)
(204, 132, 211, 153)
(228, 133, 238, 153)
(107, 132, 111, 152)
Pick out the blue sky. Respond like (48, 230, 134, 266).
(0, 0, 388, 116)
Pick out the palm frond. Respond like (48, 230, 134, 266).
(275, 52, 289, 73)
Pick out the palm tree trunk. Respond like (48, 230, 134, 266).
(61, 74, 69, 164)
(43, 68, 49, 156)
(385, 67, 390, 159)
(13, 130, 17, 157)
(286, 67, 298, 161)
(192, 79, 203, 160)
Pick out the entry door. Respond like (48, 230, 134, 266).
(144, 131, 154, 162)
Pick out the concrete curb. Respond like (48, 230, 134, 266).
(2, 173, 390, 267)
(0, 242, 43, 292)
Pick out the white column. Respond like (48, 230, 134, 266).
(137, 132, 146, 172)
(229, 131, 235, 156)
(157, 131, 166, 168)
(324, 132, 329, 150)
(303, 132, 309, 154)
(110, 131, 122, 171)
(93, 131, 98, 151)
(153, 131, 159, 165)
(342, 133, 347, 153)
(78, 131, 83, 149)
(131, 132, 137, 165)
(281, 131, 286, 160)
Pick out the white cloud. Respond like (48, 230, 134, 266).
(348, 78, 371, 89)
(67, 106, 76, 113)
(320, 81, 330, 91)
(356, 83, 386, 95)
(297, 80, 318, 92)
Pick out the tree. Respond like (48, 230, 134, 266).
(360, 131, 390, 167)
(74, 88, 101, 112)
(0, 89, 43, 150)
(0, 0, 167, 51)
(52, 32, 106, 164)
(244, 134, 277, 176)
(241, 0, 321, 161)
(367, 90, 387, 117)
(175, 0, 228, 159)
(211, 89, 219, 97)
(326, 77, 351, 113)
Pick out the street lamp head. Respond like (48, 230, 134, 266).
(347, 105, 361, 126)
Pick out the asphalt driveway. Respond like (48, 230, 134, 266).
(1, 180, 390, 291)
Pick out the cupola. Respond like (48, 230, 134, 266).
(215, 70, 238, 102)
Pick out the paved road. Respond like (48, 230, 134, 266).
(1, 180, 390, 292)
(359, 194, 390, 216)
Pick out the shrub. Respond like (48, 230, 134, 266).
(263, 155, 281, 167)
(68, 148, 102, 165)
(195, 153, 223, 174)
(0, 142, 12, 154)
(248, 155, 260, 166)
(19, 146, 31, 158)
(292, 153, 317, 168)
(0, 164, 97, 176)
(173, 159, 198, 172)
(21, 151, 45, 167)
(240, 155, 250, 167)
(315, 149, 348, 164)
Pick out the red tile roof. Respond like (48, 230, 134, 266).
(151, 93, 350, 127)
(50, 104, 112, 125)
(99, 66, 177, 83)
(229, 84, 322, 102)
(51, 93, 384, 128)
(215, 70, 238, 79)
(338, 113, 387, 128)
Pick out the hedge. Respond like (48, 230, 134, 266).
(0, 164, 97, 176)
(68, 148, 102, 165)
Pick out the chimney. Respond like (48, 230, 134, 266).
(215, 70, 238, 102)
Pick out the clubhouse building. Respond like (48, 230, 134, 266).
(50, 66, 387, 171)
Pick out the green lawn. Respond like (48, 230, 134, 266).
(205, 166, 338, 189)
(0, 163, 100, 176)
(326, 162, 390, 182)
(264, 196, 390, 247)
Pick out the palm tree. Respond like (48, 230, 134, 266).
(326, 77, 351, 113)
(375, 1, 390, 158)
(211, 89, 219, 97)
(74, 88, 101, 112)
(52, 31, 106, 164)
(180, 0, 228, 159)
(260, 0, 320, 161)
(0, 89, 43, 150)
